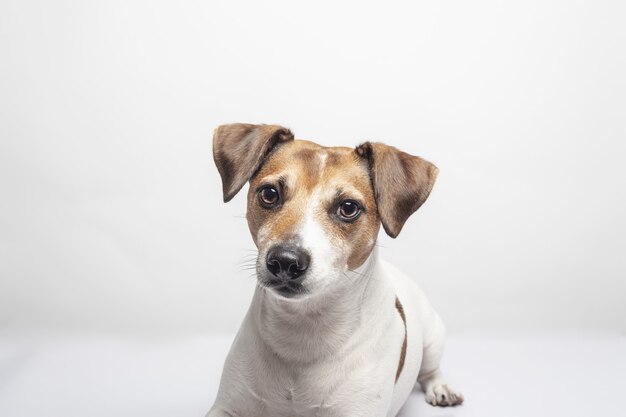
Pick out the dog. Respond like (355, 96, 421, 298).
(207, 123, 463, 417)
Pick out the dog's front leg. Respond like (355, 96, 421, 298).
(417, 312, 464, 407)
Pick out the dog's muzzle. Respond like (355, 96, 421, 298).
(264, 244, 310, 294)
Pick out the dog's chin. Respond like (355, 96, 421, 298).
(259, 278, 308, 299)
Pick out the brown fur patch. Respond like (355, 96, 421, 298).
(246, 140, 380, 270)
(356, 142, 438, 238)
(213, 123, 294, 202)
(213, 124, 438, 270)
(395, 297, 407, 383)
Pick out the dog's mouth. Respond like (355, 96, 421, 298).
(260, 278, 307, 298)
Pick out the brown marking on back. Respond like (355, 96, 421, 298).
(395, 297, 407, 383)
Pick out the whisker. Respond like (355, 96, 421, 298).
(238, 268, 258, 273)
(238, 259, 257, 263)
(238, 258, 258, 265)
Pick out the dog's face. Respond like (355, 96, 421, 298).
(246, 140, 380, 296)
(213, 124, 438, 299)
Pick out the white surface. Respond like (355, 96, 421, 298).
(0, 333, 623, 417)
(1, 0, 625, 337)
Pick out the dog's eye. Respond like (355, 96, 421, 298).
(337, 200, 361, 221)
(258, 186, 280, 208)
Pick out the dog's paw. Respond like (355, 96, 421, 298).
(425, 383, 464, 407)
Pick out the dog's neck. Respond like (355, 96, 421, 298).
(251, 248, 395, 364)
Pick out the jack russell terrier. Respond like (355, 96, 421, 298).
(207, 123, 463, 417)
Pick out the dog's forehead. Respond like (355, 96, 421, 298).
(277, 139, 355, 163)
(256, 139, 370, 189)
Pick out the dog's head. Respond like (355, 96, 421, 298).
(213, 123, 438, 299)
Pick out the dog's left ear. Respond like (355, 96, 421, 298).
(213, 123, 294, 202)
(356, 142, 439, 238)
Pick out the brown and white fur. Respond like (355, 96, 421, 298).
(207, 123, 463, 417)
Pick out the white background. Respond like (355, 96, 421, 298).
(1, 0, 625, 339)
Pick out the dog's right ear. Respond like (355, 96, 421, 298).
(213, 123, 294, 202)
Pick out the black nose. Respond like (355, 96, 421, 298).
(266, 245, 311, 281)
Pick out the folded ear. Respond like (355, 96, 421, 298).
(213, 123, 294, 202)
(356, 142, 439, 238)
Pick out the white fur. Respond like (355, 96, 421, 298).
(297, 187, 340, 293)
(208, 151, 462, 416)
(207, 247, 463, 417)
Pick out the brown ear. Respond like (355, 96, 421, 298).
(356, 142, 439, 238)
(213, 123, 294, 202)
